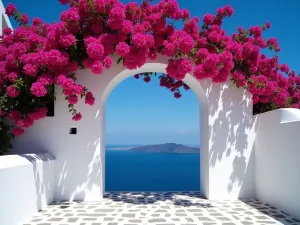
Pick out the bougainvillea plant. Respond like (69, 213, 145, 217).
(0, 0, 299, 154)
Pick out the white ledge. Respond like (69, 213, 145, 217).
(0, 152, 56, 169)
(258, 108, 300, 123)
(278, 108, 300, 123)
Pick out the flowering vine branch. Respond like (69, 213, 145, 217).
(0, 0, 299, 154)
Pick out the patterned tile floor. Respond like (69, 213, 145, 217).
(23, 192, 300, 225)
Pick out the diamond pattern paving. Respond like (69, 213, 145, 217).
(23, 192, 300, 225)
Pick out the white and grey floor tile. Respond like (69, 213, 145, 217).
(22, 192, 300, 225)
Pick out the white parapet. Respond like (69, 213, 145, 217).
(0, 153, 56, 225)
(255, 108, 300, 219)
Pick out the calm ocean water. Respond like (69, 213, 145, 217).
(105, 145, 200, 192)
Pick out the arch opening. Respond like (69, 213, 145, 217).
(98, 58, 209, 197)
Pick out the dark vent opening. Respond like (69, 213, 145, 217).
(46, 84, 54, 117)
(70, 127, 77, 135)
(46, 100, 54, 117)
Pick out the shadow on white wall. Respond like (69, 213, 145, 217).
(19, 153, 55, 209)
(199, 78, 257, 199)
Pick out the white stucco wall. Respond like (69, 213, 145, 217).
(0, 153, 55, 225)
(203, 80, 257, 200)
(12, 55, 256, 201)
(255, 108, 300, 219)
(0, 0, 12, 33)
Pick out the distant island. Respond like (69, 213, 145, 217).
(129, 143, 199, 153)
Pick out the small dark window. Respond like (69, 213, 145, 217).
(46, 84, 54, 117)
(69, 127, 77, 135)
(46, 100, 54, 117)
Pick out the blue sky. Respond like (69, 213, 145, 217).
(3, 0, 300, 145)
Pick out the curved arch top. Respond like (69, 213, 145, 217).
(97, 55, 209, 111)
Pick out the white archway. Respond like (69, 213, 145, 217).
(100, 55, 209, 196)
(13, 54, 257, 201)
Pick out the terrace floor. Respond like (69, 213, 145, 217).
(23, 192, 300, 225)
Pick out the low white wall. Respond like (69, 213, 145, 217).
(0, 153, 55, 225)
(255, 109, 300, 219)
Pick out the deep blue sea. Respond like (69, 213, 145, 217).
(105, 145, 200, 192)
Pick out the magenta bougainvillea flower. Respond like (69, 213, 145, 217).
(0, 0, 299, 152)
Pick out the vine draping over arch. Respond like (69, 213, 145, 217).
(0, 0, 299, 154)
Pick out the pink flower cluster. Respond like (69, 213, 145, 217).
(7, 107, 48, 136)
(0, 0, 299, 142)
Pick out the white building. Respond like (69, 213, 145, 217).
(0, 1, 299, 224)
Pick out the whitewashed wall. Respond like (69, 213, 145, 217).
(0, 0, 12, 34)
(203, 80, 257, 200)
(255, 109, 300, 219)
(0, 153, 55, 225)
(12, 55, 256, 201)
